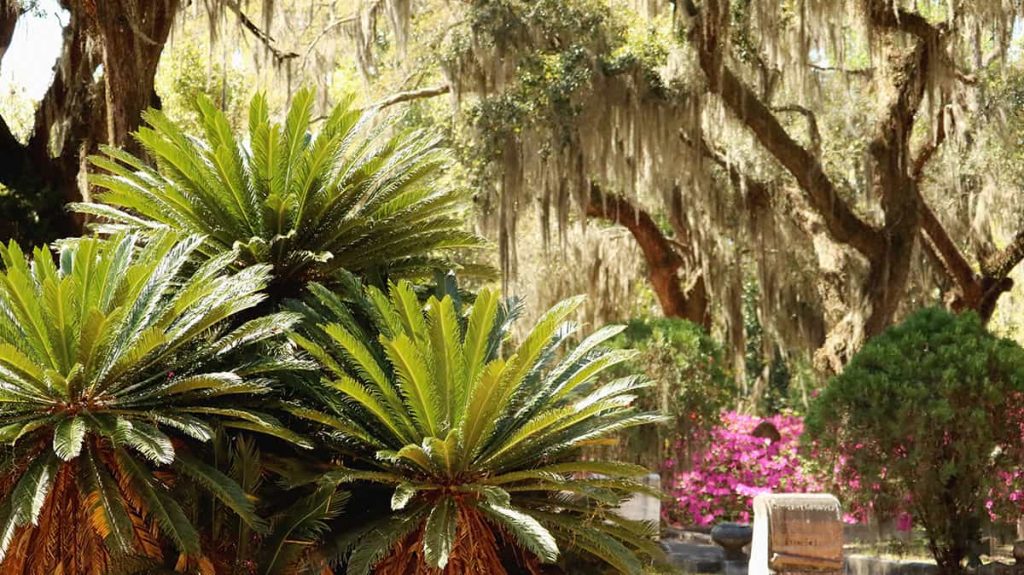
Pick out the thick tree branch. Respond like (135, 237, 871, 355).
(911, 107, 979, 302)
(913, 116, 1022, 320)
(920, 201, 976, 295)
(682, 0, 970, 340)
(915, 113, 1023, 319)
(865, 0, 941, 196)
(0, 0, 16, 63)
(0, 1, 21, 175)
(882, 12, 1023, 318)
(681, 0, 882, 260)
(0, 1, 177, 240)
(982, 233, 1024, 280)
(585, 185, 709, 326)
(0, 115, 26, 189)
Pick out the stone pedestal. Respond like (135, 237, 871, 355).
(749, 493, 844, 575)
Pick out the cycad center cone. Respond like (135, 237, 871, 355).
(374, 503, 519, 575)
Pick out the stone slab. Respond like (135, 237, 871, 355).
(750, 493, 844, 575)
(844, 555, 936, 575)
(663, 540, 726, 573)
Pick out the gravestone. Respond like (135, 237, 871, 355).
(617, 473, 660, 527)
(749, 493, 844, 575)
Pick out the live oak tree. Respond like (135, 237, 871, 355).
(8, 0, 1024, 376)
(678, 0, 1024, 370)
(365, 0, 1024, 374)
(0, 0, 176, 243)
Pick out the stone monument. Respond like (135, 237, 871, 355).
(749, 493, 844, 575)
(617, 473, 661, 527)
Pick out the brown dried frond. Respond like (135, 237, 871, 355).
(0, 445, 169, 575)
(1, 464, 112, 575)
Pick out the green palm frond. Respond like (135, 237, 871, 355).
(0, 233, 304, 568)
(294, 278, 665, 574)
(75, 89, 489, 294)
(258, 485, 349, 575)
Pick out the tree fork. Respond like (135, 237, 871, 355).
(585, 185, 710, 328)
(680, 0, 976, 352)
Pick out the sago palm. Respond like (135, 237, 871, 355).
(289, 277, 664, 574)
(0, 232, 307, 574)
(75, 89, 487, 296)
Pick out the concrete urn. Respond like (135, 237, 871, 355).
(710, 522, 753, 560)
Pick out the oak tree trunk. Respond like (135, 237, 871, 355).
(0, 0, 177, 244)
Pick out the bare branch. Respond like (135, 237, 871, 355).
(773, 104, 822, 157)
(370, 84, 452, 110)
(309, 84, 453, 123)
(301, 4, 374, 69)
(223, 0, 298, 64)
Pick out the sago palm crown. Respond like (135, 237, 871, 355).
(0, 232, 306, 574)
(290, 278, 664, 574)
(76, 89, 487, 295)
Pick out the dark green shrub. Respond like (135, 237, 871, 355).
(806, 307, 1024, 574)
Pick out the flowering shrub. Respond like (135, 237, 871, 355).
(668, 410, 1024, 531)
(806, 308, 1024, 573)
(667, 411, 822, 526)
